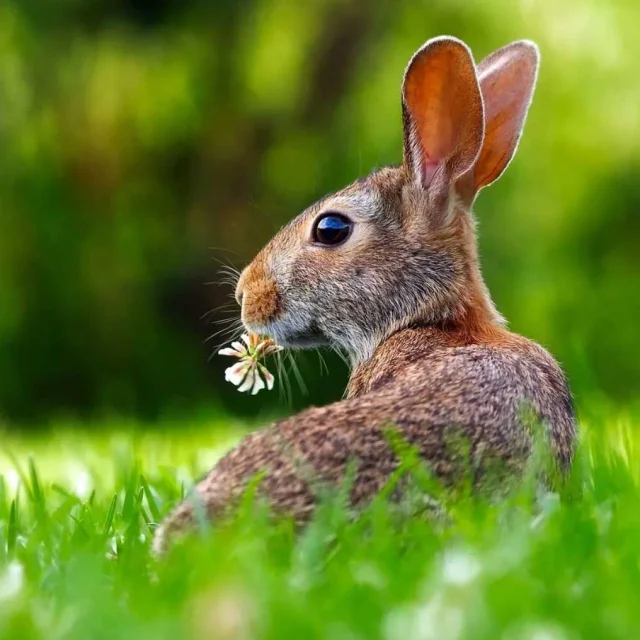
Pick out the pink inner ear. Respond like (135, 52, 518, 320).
(474, 41, 539, 190)
(422, 160, 439, 187)
(402, 38, 484, 190)
(406, 112, 442, 187)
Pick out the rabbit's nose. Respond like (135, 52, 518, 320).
(235, 266, 251, 306)
(235, 279, 245, 306)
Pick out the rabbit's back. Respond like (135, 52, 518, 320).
(347, 326, 576, 467)
(153, 327, 575, 553)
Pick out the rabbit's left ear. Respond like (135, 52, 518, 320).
(402, 37, 484, 195)
(474, 41, 540, 190)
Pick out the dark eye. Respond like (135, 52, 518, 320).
(312, 213, 352, 246)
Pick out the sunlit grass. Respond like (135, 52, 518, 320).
(1, 412, 640, 639)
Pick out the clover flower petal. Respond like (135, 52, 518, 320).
(259, 364, 275, 391)
(251, 374, 266, 395)
(219, 347, 243, 357)
(231, 341, 248, 355)
(225, 361, 250, 386)
(220, 332, 281, 395)
(262, 344, 283, 357)
(237, 368, 256, 393)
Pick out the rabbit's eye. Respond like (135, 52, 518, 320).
(313, 214, 352, 246)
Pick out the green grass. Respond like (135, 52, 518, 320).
(1, 408, 640, 639)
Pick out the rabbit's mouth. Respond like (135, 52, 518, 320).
(246, 316, 326, 350)
(280, 326, 325, 349)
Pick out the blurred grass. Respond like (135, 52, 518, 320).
(2, 1, 638, 634)
(0, 410, 639, 638)
(1, 0, 639, 423)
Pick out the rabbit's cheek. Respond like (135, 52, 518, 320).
(241, 279, 281, 328)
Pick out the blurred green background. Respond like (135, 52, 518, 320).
(0, 0, 638, 426)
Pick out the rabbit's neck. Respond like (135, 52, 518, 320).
(346, 302, 518, 400)
(346, 327, 450, 398)
(346, 228, 506, 398)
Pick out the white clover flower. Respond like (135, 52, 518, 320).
(219, 333, 282, 395)
(69, 465, 92, 499)
(190, 584, 256, 640)
(384, 594, 464, 640)
(504, 623, 570, 640)
(0, 561, 24, 602)
(441, 549, 481, 587)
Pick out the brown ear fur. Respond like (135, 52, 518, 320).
(402, 37, 485, 191)
(474, 40, 539, 190)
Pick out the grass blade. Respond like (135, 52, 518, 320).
(140, 475, 161, 523)
(102, 494, 118, 538)
(7, 498, 18, 554)
(28, 457, 46, 515)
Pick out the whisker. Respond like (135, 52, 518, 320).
(216, 268, 241, 278)
(207, 315, 242, 327)
(210, 258, 242, 275)
(205, 257, 242, 295)
(276, 351, 293, 406)
(209, 247, 241, 258)
(286, 351, 308, 396)
(207, 278, 239, 287)
(215, 276, 240, 286)
(204, 321, 244, 345)
(214, 268, 241, 278)
(316, 349, 329, 377)
(330, 342, 351, 368)
(207, 325, 245, 362)
(201, 303, 238, 319)
(201, 255, 244, 365)
(200, 302, 238, 324)
(216, 266, 241, 278)
(213, 259, 241, 268)
(205, 323, 242, 339)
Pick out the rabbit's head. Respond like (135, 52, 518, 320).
(235, 37, 539, 363)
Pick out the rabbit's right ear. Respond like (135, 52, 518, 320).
(473, 41, 539, 190)
(402, 37, 484, 197)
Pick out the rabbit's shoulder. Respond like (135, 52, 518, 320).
(352, 327, 566, 396)
(347, 328, 576, 462)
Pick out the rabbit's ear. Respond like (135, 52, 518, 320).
(474, 41, 539, 190)
(402, 37, 484, 194)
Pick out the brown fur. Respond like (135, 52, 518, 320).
(153, 37, 577, 555)
(236, 255, 281, 326)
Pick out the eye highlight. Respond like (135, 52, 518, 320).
(312, 213, 352, 246)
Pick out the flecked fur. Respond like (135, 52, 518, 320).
(153, 37, 577, 555)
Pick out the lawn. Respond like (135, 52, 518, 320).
(1, 405, 640, 640)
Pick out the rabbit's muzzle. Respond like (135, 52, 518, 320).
(236, 264, 281, 329)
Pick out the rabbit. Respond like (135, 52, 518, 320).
(152, 36, 577, 555)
